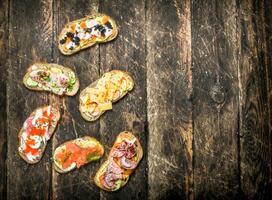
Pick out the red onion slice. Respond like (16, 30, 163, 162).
(116, 141, 127, 151)
(120, 156, 137, 169)
(103, 172, 123, 189)
(103, 173, 115, 188)
(111, 149, 125, 158)
(124, 138, 136, 145)
(107, 158, 123, 174)
(125, 146, 136, 159)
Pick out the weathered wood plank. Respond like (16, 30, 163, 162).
(146, 0, 193, 199)
(0, 0, 9, 199)
(264, 0, 272, 195)
(98, 0, 147, 199)
(51, 0, 100, 199)
(191, 0, 240, 198)
(237, 0, 271, 198)
(7, 0, 53, 199)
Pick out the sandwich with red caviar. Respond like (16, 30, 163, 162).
(18, 105, 60, 164)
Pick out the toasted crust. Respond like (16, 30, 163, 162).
(53, 136, 104, 173)
(79, 70, 134, 121)
(58, 13, 118, 55)
(94, 131, 143, 191)
(23, 63, 79, 96)
(18, 106, 60, 164)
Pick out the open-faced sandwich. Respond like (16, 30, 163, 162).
(58, 13, 118, 55)
(23, 63, 79, 96)
(53, 136, 104, 173)
(94, 131, 143, 191)
(18, 105, 60, 164)
(79, 70, 134, 121)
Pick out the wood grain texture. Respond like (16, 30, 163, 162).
(146, 0, 193, 199)
(98, 0, 148, 199)
(237, 0, 271, 198)
(264, 0, 272, 195)
(51, 0, 101, 199)
(7, 0, 53, 199)
(0, 0, 8, 199)
(191, 0, 240, 199)
(2, 0, 272, 199)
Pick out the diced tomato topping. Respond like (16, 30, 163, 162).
(66, 37, 71, 44)
(70, 24, 76, 32)
(80, 21, 87, 29)
(102, 16, 109, 24)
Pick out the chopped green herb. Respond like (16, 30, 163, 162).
(26, 78, 38, 87)
(67, 78, 75, 92)
(114, 179, 123, 190)
(44, 76, 51, 82)
(86, 154, 100, 162)
(52, 87, 60, 94)
(69, 72, 76, 83)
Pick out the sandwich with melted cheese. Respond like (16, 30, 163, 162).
(79, 70, 134, 121)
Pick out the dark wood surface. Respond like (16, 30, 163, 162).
(192, 0, 240, 198)
(1, 0, 271, 199)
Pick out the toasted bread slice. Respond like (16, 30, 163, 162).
(94, 131, 143, 191)
(79, 70, 134, 121)
(53, 136, 104, 173)
(23, 63, 79, 96)
(58, 13, 118, 55)
(18, 106, 60, 164)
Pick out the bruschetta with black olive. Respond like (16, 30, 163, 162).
(79, 70, 134, 121)
(58, 13, 118, 55)
(18, 105, 60, 164)
(94, 131, 143, 191)
(23, 63, 79, 96)
(53, 136, 104, 173)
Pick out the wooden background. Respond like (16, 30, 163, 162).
(0, 0, 271, 199)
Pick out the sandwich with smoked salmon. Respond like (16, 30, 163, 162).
(53, 136, 104, 173)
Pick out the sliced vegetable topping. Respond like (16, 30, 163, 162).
(25, 64, 77, 96)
